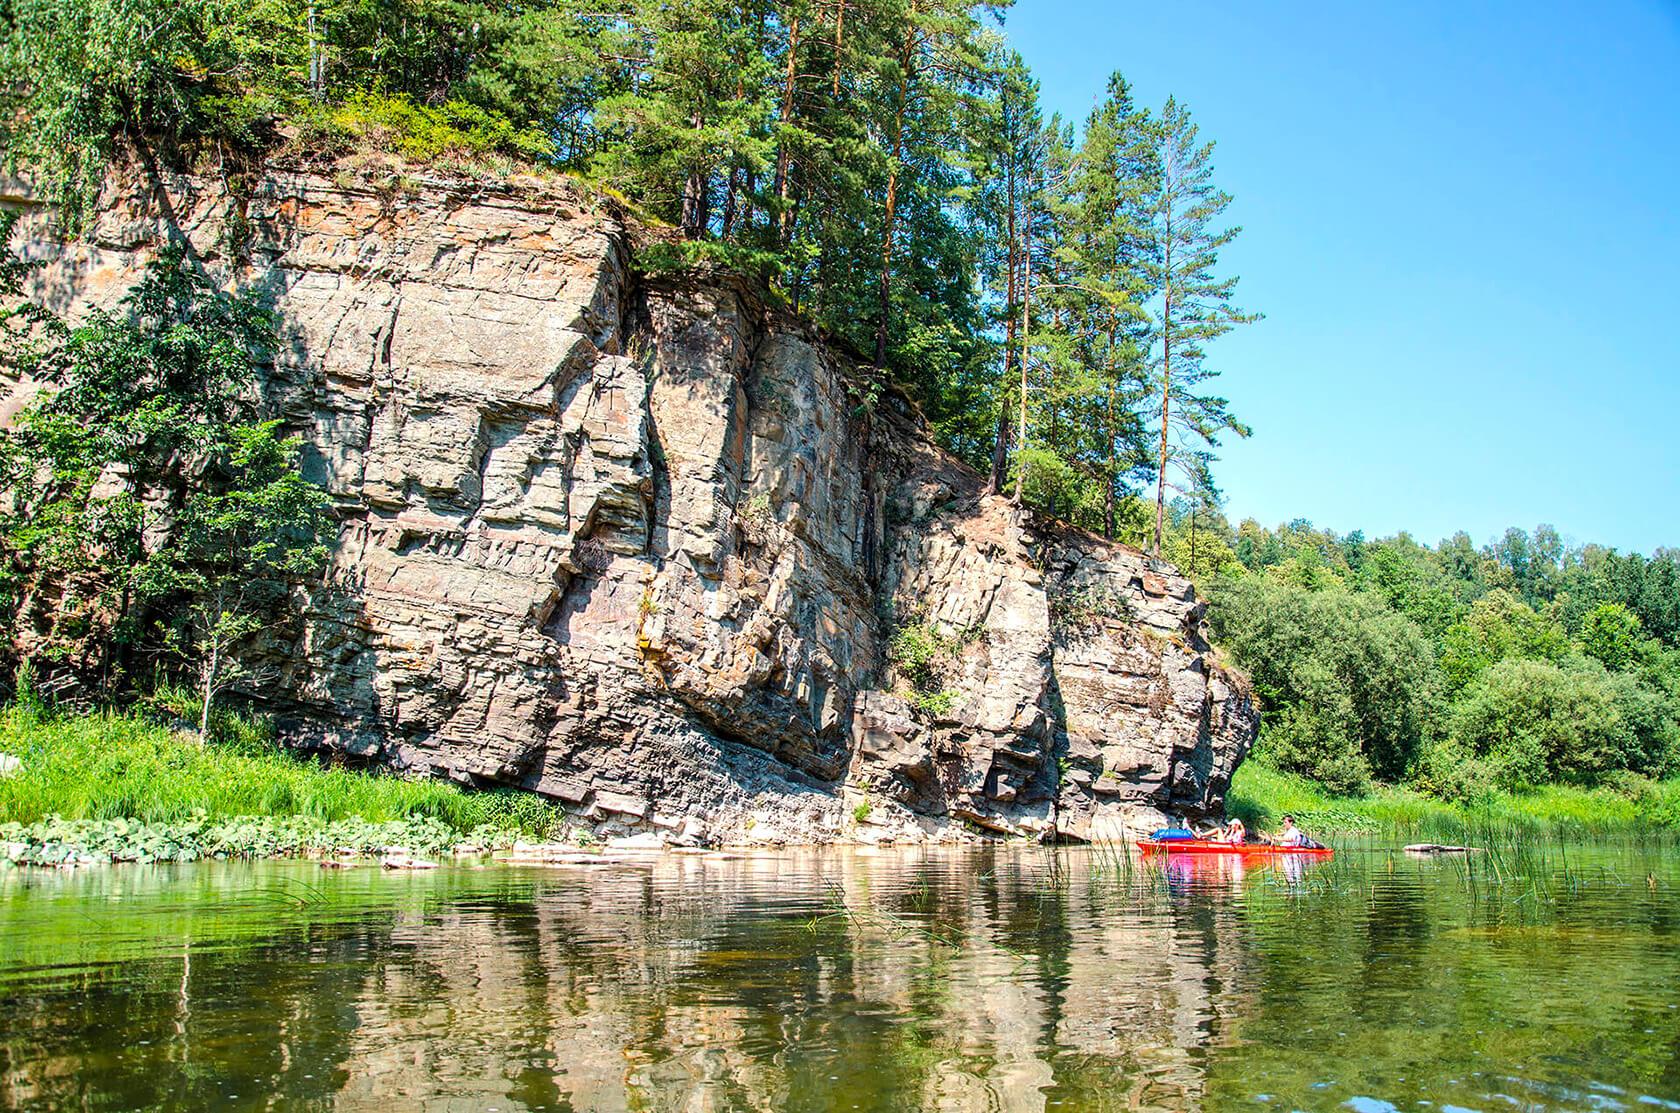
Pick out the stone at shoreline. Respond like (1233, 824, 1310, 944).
(0, 753, 19, 778)
(381, 855, 440, 870)
(5, 168, 1257, 846)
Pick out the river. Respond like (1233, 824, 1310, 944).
(1, 842, 1676, 1112)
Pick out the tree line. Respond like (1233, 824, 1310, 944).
(1163, 503, 1680, 800)
(0, 0, 1258, 557)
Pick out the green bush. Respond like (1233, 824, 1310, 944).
(1449, 657, 1677, 788)
(1410, 739, 1498, 808)
(1209, 575, 1442, 780)
(891, 621, 952, 693)
(1256, 704, 1371, 796)
(1579, 602, 1644, 671)
(1436, 589, 1570, 697)
(329, 90, 552, 163)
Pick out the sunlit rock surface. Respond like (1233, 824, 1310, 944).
(4, 169, 1255, 843)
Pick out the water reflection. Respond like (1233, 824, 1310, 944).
(0, 843, 1676, 1112)
(1155, 848, 1329, 890)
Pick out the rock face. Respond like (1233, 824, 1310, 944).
(4, 169, 1256, 844)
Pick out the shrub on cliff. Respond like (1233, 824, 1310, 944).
(0, 230, 329, 724)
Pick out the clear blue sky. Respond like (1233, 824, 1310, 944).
(1004, 0, 1680, 555)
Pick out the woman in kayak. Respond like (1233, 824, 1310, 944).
(1221, 818, 1246, 844)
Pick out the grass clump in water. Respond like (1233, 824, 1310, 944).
(0, 705, 572, 863)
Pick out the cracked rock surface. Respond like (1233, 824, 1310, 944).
(5, 170, 1256, 844)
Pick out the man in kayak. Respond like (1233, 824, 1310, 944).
(1273, 815, 1308, 847)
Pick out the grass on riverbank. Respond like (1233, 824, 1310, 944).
(0, 706, 570, 862)
(1227, 759, 1680, 843)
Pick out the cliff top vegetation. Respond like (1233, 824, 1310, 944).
(0, 0, 1257, 554)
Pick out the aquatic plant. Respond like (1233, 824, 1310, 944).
(0, 813, 519, 866)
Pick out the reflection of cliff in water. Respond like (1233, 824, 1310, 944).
(306, 849, 1261, 1112)
(9, 845, 1679, 1113)
(0, 850, 1272, 1112)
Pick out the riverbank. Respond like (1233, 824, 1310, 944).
(0, 707, 570, 865)
(1227, 759, 1680, 842)
(9, 707, 1678, 868)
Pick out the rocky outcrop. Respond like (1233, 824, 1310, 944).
(3, 168, 1255, 844)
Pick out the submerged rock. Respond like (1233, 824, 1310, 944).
(6, 169, 1257, 844)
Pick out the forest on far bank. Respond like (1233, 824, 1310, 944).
(1143, 501, 1680, 804)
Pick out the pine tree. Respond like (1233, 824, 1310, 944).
(1048, 73, 1157, 535)
(972, 49, 1041, 495)
(1145, 97, 1257, 557)
(862, 0, 995, 370)
(594, 0, 777, 239)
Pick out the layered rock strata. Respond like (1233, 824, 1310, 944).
(3, 169, 1255, 844)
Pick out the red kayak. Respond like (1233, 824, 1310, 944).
(1137, 839, 1332, 858)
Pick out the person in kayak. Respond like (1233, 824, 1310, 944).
(1274, 815, 1307, 847)
(1221, 817, 1246, 844)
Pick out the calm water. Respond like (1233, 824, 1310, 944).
(1, 843, 1677, 1112)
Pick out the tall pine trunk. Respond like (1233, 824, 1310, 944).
(1154, 287, 1171, 558)
(832, 0, 847, 99)
(773, 14, 802, 245)
(681, 167, 709, 238)
(874, 38, 912, 370)
(1104, 316, 1119, 538)
(681, 110, 709, 239)
(986, 154, 1020, 495)
(1012, 179, 1031, 507)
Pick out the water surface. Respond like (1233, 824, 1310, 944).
(1, 842, 1676, 1112)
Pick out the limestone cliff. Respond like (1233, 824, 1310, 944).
(3, 169, 1255, 844)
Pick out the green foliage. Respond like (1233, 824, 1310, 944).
(0, 0, 208, 229)
(1578, 601, 1643, 671)
(1209, 514, 1680, 803)
(0, 0, 602, 222)
(1209, 575, 1442, 783)
(1407, 737, 1498, 808)
(912, 689, 956, 717)
(891, 620, 953, 693)
(1437, 589, 1569, 697)
(326, 89, 552, 163)
(1449, 658, 1678, 788)
(1258, 704, 1373, 797)
(0, 233, 330, 721)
